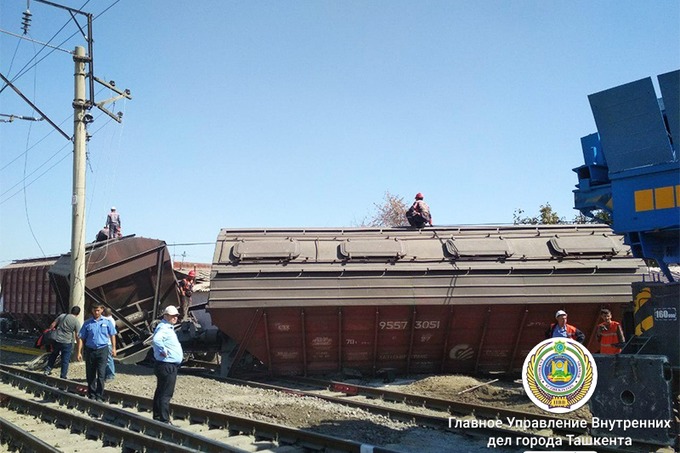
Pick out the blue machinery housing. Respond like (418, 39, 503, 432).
(575, 72, 680, 447)
(573, 70, 680, 281)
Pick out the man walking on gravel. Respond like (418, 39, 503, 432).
(152, 305, 183, 424)
(44, 306, 81, 378)
(77, 302, 117, 402)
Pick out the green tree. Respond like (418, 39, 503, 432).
(513, 203, 564, 225)
(573, 210, 612, 225)
(360, 191, 408, 227)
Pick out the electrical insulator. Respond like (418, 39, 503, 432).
(21, 10, 32, 35)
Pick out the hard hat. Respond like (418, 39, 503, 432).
(555, 310, 567, 318)
(163, 305, 179, 316)
(188, 270, 196, 277)
(415, 193, 424, 200)
(111, 206, 116, 211)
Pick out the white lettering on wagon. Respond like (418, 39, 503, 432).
(449, 344, 474, 360)
(312, 336, 333, 346)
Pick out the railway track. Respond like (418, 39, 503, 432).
(219, 374, 674, 453)
(246, 375, 580, 429)
(0, 361, 673, 453)
(0, 365, 397, 453)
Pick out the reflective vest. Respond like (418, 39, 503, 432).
(550, 323, 578, 340)
(598, 320, 622, 354)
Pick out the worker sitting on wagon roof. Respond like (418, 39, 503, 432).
(406, 192, 432, 228)
(545, 310, 585, 344)
(95, 226, 109, 242)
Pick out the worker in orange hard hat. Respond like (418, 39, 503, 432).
(177, 270, 196, 321)
(406, 192, 432, 228)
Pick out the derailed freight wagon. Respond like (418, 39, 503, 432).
(49, 236, 181, 360)
(1, 236, 180, 360)
(209, 225, 646, 376)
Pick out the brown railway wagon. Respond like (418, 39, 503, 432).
(1, 236, 180, 359)
(0, 257, 60, 330)
(208, 225, 646, 376)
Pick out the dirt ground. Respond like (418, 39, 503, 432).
(401, 374, 592, 420)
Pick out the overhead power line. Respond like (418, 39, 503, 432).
(0, 72, 70, 139)
(0, 28, 73, 54)
(0, 112, 43, 122)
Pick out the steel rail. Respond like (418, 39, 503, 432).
(223, 375, 523, 432)
(219, 375, 668, 453)
(278, 375, 584, 430)
(0, 392, 200, 452)
(0, 371, 234, 452)
(0, 364, 666, 453)
(0, 414, 60, 453)
(0, 365, 398, 453)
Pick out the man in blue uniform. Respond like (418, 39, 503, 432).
(152, 305, 183, 423)
(76, 302, 117, 401)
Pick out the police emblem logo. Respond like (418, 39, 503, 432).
(522, 338, 597, 413)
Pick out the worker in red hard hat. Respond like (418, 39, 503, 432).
(177, 270, 196, 321)
(406, 192, 432, 228)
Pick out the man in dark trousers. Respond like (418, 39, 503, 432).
(76, 302, 117, 401)
(106, 207, 121, 239)
(43, 306, 82, 378)
(177, 270, 195, 321)
(152, 305, 183, 424)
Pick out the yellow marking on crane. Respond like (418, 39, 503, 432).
(654, 186, 675, 209)
(634, 189, 654, 212)
(635, 315, 654, 337)
(633, 287, 651, 311)
(634, 185, 680, 212)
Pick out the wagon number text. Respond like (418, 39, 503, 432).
(379, 321, 440, 330)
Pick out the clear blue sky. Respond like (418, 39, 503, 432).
(1, 1, 679, 266)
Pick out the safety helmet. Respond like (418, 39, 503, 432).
(415, 193, 424, 200)
(163, 305, 179, 316)
(188, 270, 196, 277)
(111, 206, 116, 211)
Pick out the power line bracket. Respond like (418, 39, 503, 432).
(93, 76, 132, 123)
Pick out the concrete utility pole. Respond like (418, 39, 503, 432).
(5, 3, 130, 326)
(70, 45, 88, 325)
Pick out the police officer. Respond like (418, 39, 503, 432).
(152, 305, 183, 424)
(76, 302, 117, 401)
